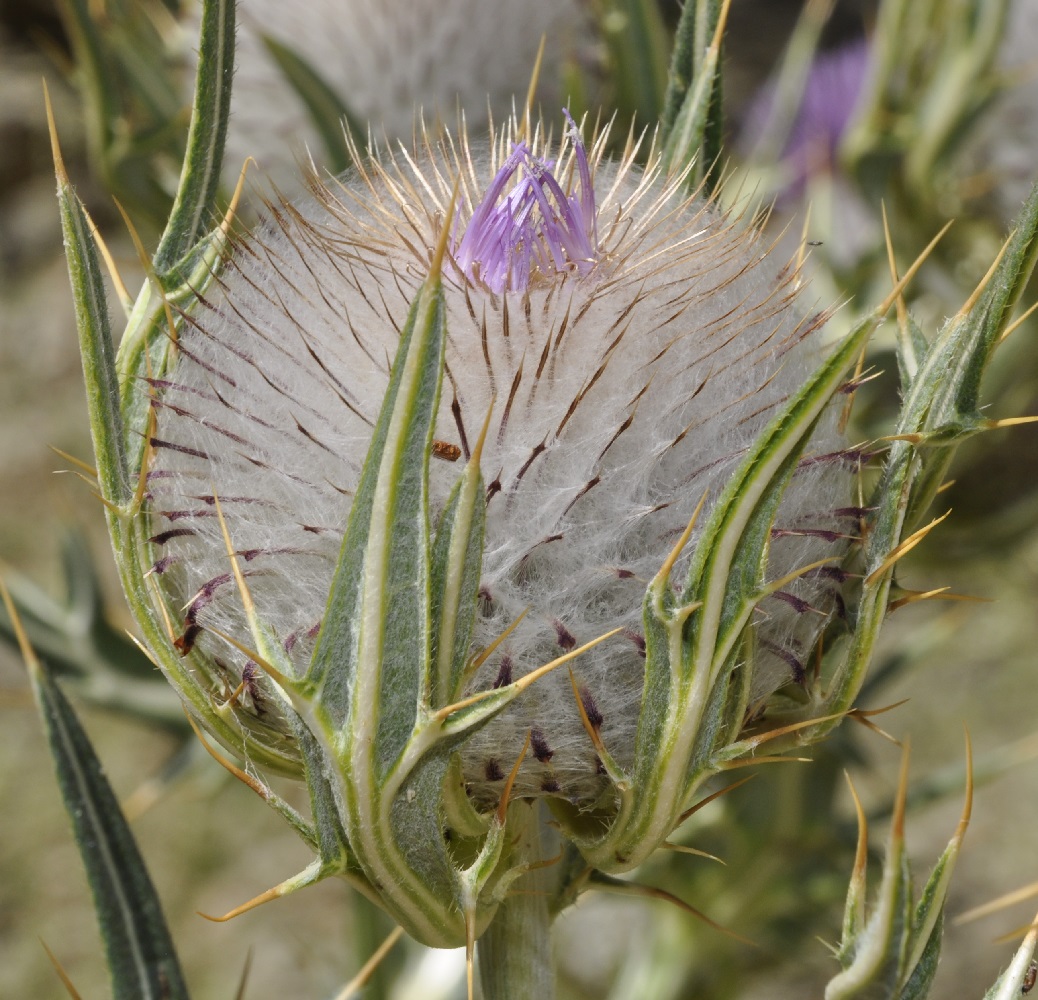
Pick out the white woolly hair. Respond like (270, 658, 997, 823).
(145, 118, 856, 806)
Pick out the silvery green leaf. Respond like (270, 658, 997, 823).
(827, 748, 970, 999)
(27, 656, 190, 999)
(897, 912, 943, 1000)
(899, 176, 1038, 525)
(304, 265, 470, 946)
(51, 142, 130, 509)
(307, 272, 446, 745)
(826, 775, 911, 999)
(570, 310, 874, 874)
(815, 179, 1038, 732)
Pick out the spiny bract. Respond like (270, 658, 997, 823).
(143, 114, 855, 808)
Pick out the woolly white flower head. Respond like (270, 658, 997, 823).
(145, 113, 855, 805)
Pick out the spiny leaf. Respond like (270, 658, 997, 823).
(307, 267, 446, 754)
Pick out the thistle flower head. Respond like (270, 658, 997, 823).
(53, 0, 1038, 966)
(144, 112, 852, 815)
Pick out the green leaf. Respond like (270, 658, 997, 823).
(659, 0, 701, 137)
(818, 186, 1038, 731)
(825, 840, 911, 999)
(153, 0, 235, 275)
(291, 714, 349, 863)
(872, 177, 1038, 548)
(921, 179, 1038, 422)
(29, 660, 190, 1000)
(898, 912, 942, 1000)
(570, 315, 874, 875)
(683, 314, 874, 673)
(0, 536, 184, 727)
(261, 34, 368, 175)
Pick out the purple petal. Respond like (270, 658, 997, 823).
(451, 112, 600, 293)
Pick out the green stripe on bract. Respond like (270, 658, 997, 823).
(307, 271, 471, 946)
(153, 0, 235, 276)
(308, 275, 443, 758)
(430, 460, 487, 708)
(59, 185, 129, 508)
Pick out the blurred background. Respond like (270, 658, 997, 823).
(3, 0, 1038, 996)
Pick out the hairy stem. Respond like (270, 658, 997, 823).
(477, 802, 556, 1000)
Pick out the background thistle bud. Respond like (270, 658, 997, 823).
(142, 114, 853, 842)
(187, 0, 589, 187)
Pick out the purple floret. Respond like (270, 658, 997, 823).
(451, 111, 600, 293)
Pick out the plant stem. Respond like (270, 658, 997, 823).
(477, 801, 556, 1000)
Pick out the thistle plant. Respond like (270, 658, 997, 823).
(14, 0, 1038, 996)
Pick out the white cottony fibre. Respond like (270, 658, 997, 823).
(145, 123, 854, 806)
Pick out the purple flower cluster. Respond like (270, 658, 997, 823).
(451, 111, 599, 293)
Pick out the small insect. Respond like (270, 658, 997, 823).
(1023, 960, 1037, 994)
(432, 439, 461, 462)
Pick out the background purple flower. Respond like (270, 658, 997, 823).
(742, 38, 870, 198)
